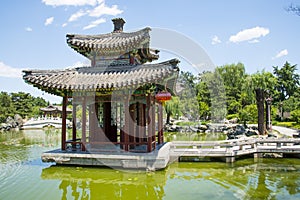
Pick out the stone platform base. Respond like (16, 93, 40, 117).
(42, 143, 171, 171)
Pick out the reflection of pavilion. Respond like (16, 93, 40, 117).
(41, 161, 300, 199)
(23, 18, 180, 170)
(41, 166, 167, 199)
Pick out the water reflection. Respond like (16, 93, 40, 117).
(41, 159, 300, 200)
(0, 129, 60, 164)
(42, 166, 167, 199)
(168, 160, 300, 199)
(1, 129, 300, 199)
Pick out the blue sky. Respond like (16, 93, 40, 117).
(0, 0, 300, 103)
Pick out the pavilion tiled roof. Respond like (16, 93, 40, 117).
(23, 59, 179, 96)
(66, 27, 158, 59)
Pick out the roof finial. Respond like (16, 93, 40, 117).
(112, 18, 125, 33)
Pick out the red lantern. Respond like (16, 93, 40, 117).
(155, 91, 171, 104)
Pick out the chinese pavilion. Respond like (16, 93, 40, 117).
(40, 105, 72, 118)
(23, 18, 179, 155)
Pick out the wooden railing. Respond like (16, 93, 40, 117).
(65, 139, 156, 153)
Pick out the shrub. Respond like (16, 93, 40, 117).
(226, 114, 239, 120)
(276, 122, 294, 128)
(176, 121, 196, 126)
(291, 109, 300, 124)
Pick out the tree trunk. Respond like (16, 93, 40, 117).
(166, 112, 171, 124)
(255, 88, 265, 135)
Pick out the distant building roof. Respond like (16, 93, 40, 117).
(40, 105, 72, 113)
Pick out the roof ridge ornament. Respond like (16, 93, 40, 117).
(112, 18, 125, 33)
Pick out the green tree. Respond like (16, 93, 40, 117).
(11, 92, 35, 118)
(273, 62, 299, 102)
(202, 70, 227, 122)
(216, 63, 246, 102)
(282, 92, 300, 112)
(238, 70, 277, 132)
(33, 97, 48, 107)
(240, 75, 256, 106)
(179, 71, 197, 89)
(196, 74, 211, 119)
(250, 70, 277, 94)
(238, 104, 257, 126)
(177, 71, 199, 120)
(198, 101, 210, 120)
(291, 109, 300, 124)
(0, 92, 16, 123)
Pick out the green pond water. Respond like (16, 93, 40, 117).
(1, 130, 300, 200)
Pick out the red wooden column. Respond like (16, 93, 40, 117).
(124, 97, 130, 151)
(151, 97, 156, 149)
(103, 102, 112, 141)
(147, 95, 153, 152)
(72, 103, 77, 142)
(61, 96, 67, 150)
(137, 102, 143, 144)
(158, 102, 163, 144)
(82, 97, 86, 151)
(88, 101, 97, 143)
(129, 103, 136, 145)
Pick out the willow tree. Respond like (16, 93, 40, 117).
(164, 96, 181, 124)
(244, 71, 277, 134)
(216, 63, 246, 114)
(177, 71, 199, 121)
(201, 70, 227, 122)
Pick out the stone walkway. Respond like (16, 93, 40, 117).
(272, 126, 299, 137)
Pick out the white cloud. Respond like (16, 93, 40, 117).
(273, 49, 288, 59)
(0, 62, 23, 78)
(44, 17, 54, 26)
(42, 0, 98, 6)
(44, 0, 123, 30)
(248, 39, 259, 43)
(68, 9, 87, 22)
(229, 26, 269, 43)
(25, 27, 33, 32)
(65, 60, 90, 69)
(88, 2, 123, 17)
(211, 35, 221, 45)
(83, 18, 106, 30)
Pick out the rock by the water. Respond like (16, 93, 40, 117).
(0, 115, 23, 131)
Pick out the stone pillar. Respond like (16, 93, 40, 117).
(226, 157, 235, 163)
